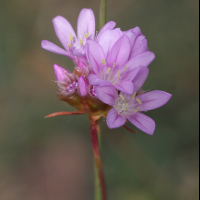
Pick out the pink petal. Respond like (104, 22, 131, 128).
(106, 108, 126, 128)
(86, 40, 106, 75)
(88, 74, 112, 86)
(52, 16, 76, 51)
(138, 91, 172, 111)
(98, 29, 122, 57)
(95, 85, 117, 106)
(77, 8, 95, 40)
(124, 27, 141, 48)
(132, 66, 149, 93)
(107, 35, 131, 68)
(115, 81, 134, 94)
(53, 64, 69, 82)
(121, 65, 141, 82)
(130, 35, 148, 58)
(128, 113, 155, 135)
(41, 40, 74, 59)
(96, 21, 116, 42)
(78, 75, 88, 96)
(127, 51, 155, 70)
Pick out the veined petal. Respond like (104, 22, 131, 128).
(86, 40, 106, 75)
(88, 74, 112, 86)
(128, 113, 155, 135)
(115, 81, 134, 94)
(107, 35, 131, 68)
(127, 51, 155, 70)
(95, 85, 117, 106)
(138, 91, 172, 111)
(122, 65, 141, 82)
(132, 66, 149, 93)
(124, 27, 141, 48)
(107, 108, 126, 128)
(52, 16, 76, 51)
(130, 35, 148, 58)
(98, 29, 122, 57)
(96, 21, 116, 42)
(53, 64, 70, 82)
(41, 40, 74, 59)
(77, 8, 95, 40)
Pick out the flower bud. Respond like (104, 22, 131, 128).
(78, 75, 88, 97)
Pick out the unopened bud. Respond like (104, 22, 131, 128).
(78, 75, 88, 97)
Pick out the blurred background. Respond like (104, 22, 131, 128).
(0, 0, 199, 199)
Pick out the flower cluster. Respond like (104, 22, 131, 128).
(42, 8, 172, 135)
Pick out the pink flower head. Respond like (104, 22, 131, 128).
(41, 9, 95, 62)
(95, 67, 172, 135)
(86, 34, 155, 94)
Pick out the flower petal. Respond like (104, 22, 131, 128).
(41, 40, 74, 59)
(77, 8, 95, 40)
(138, 91, 172, 111)
(98, 29, 123, 57)
(86, 40, 106, 75)
(121, 65, 141, 82)
(130, 35, 148, 58)
(107, 35, 131, 68)
(88, 74, 112, 86)
(132, 66, 149, 93)
(95, 85, 117, 106)
(127, 51, 155, 70)
(107, 108, 126, 128)
(128, 112, 155, 135)
(52, 16, 76, 51)
(96, 21, 116, 42)
(124, 27, 141, 48)
(115, 81, 134, 94)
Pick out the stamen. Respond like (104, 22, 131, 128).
(124, 65, 127, 71)
(106, 67, 111, 74)
(68, 43, 71, 47)
(135, 106, 140, 113)
(84, 32, 89, 38)
(136, 98, 142, 105)
(113, 62, 116, 67)
(120, 95, 125, 100)
(124, 103, 128, 111)
(70, 34, 73, 41)
(79, 39, 83, 46)
(102, 59, 106, 65)
(117, 70, 120, 78)
(132, 92, 136, 100)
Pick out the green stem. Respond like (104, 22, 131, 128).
(99, 0, 107, 30)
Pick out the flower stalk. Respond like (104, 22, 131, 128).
(91, 119, 107, 200)
(99, 0, 107, 30)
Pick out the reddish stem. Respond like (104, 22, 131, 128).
(90, 120, 107, 200)
(123, 124, 137, 134)
(45, 110, 85, 118)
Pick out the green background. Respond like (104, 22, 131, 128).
(0, 0, 199, 199)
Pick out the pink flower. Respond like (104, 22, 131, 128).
(86, 34, 155, 94)
(41, 9, 95, 61)
(95, 67, 172, 135)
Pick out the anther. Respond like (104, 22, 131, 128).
(79, 39, 83, 46)
(84, 32, 89, 38)
(120, 95, 125, 100)
(106, 68, 111, 74)
(68, 43, 71, 47)
(132, 92, 136, 100)
(70, 34, 73, 41)
(134, 106, 140, 113)
(124, 103, 128, 111)
(124, 65, 127, 71)
(113, 62, 116, 68)
(136, 98, 142, 105)
(102, 59, 106, 65)
(117, 70, 120, 78)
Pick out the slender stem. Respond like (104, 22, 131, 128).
(90, 120, 107, 200)
(99, 0, 107, 30)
